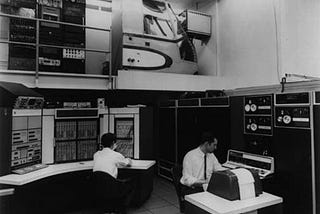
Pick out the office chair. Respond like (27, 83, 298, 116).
(92, 171, 135, 214)
(170, 164, 185, 213)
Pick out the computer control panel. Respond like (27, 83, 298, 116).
(222, 149, 274, 179)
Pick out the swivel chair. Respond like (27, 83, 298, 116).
(92, 171, 134, 214)
(170, 164, 185, 213)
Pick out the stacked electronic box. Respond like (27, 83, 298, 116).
(5, 0, 85, 73)
(5, 0, 36, 70)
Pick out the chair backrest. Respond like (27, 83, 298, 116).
(170, 164, 185, 212)
(171, 164, 183, 196)
(92, 171, 127, 212)
(92, 171, 123, 200)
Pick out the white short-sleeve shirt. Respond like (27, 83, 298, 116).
(93, 148, 130, 178)
(180, 147, 224, 187)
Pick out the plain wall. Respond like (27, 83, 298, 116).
(280, 0, 320, 81)
(193, 0, 320, 89)
(217, 0, 279, 89)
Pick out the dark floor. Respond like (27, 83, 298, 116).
(126, 176, 180, 214)
(66, 176, 181, 214)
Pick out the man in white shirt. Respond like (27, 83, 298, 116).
(93, 133, 132, 178)
(93, 133, 134, 213)
(180, 132, 225, 194)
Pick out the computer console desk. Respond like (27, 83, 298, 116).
(0, 160, 155, 214)
(184, 150, 283, 214)
(185, 191, 283, 214)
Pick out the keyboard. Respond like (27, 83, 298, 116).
(222, 162, 238, 169)
(12, 164, 48, 175)
(222, 150, 275, 180)
(223, 162, 272, 179)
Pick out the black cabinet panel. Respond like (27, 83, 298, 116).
(159, 108, 176, 163)
(314, 106, 320, 214)
(177, 108, 201, 164)
(0, 108, 12, 176)
(230, 96, 246, 151)
(273, 128, 312, 214)
(177, 107, 230, 164)
(198, 108, 230, 163)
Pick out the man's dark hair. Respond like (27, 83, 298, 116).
(201, 132, 216, 144)
(101, 133, 116, 148)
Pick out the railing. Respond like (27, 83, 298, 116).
(0, 3, 114, 89)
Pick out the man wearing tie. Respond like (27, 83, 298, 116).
(180, 132, 226, 194)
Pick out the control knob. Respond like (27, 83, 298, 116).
(277, 116, 283, 122)
(283, 115, 292, 124)
(250, 123, 258, 131)
(245, 104, 251, 112)
(250, 104, 257, 112)
(127, 58, 135, 63)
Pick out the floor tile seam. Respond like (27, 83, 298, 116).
(160, 197, 179, 206)
(156, 192, 177, 200)
(153, 191, 175, 197)
(154, 184, 174, 189)
(143, 200, 170, 207)
(144, 196, 167, 203)
(144, 202, 173, 211)
(148, 204, 181, 213)
(158, 183, 174, 189)
(157, 187, 176, 193)
(156, 187, 175, 192)
(153, 192, 177, 203)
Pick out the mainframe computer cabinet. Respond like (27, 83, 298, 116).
(158, 97, 230, 180)
(99, 107, 154, 160)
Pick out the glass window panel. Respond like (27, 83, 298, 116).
(157, 19, 174, 39)
(144, 15, 163, 36)
(144, 15, 174, 38)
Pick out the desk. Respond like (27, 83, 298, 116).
(0, 160, 155, 185)
(0, 160, 155, 214)
(185, 191, 283, 214)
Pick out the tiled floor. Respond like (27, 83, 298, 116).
(127, 176, 181, 214)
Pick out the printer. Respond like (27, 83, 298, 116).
(207, 168, 262, 201)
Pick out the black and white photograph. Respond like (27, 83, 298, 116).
(0, 0, 319, 213)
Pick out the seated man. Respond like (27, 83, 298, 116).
(93, 133, 135, 212)
(180, 132, 226, 195)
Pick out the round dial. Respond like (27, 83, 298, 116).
(245, 104, 251, 112)
(283, 115, 292, 124)
(250, 104, 257, 112)
(250, 123, 258, 131)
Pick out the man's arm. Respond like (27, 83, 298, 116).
(116, 154, 132, 167)
(212, 154, 226, 171)
(180, 155, 208, 187)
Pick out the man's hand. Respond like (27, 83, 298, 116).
(192, 179, 208, 187)
(127, 158, 132, 166)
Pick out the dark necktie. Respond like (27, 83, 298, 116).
(204, 153, 207, 180)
